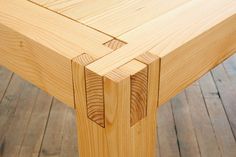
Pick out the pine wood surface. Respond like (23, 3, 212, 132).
(0, 0, 235, 106)
(0, 0, 236, 157)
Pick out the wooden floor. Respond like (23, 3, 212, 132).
(0, 54, 236, 157)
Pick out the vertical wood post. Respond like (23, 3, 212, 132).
(72, 53, 160, 157)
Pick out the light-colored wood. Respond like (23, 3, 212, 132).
(0, 23, 74, 107)
(1, 0, 236, 157)
(31, 0, 191, 36)
(1, 56, 236, 157)
(85, 68, 105, 127)
(130, 65, 148, 126)
(72, 53, 159, 157)
(80, 0, 190, 36)
(104, 39, 126, 51)
(155, 12, 236, 105)
(0, 0, 112, 58)
(84, 58, 150, 127)
(31, 0, 124, 21)
(0, 0, 112, 107)
(2, 0, 236, 107)
(86, 0, 236, 76)
(118, 60, 148, 126)
(72, 54, 105, 157)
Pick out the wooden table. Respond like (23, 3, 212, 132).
(0, 0, 236, 157)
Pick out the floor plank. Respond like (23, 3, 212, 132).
(0, 67, 13, 101)
(185, 83, 221, 157)
(171, 92, 201, 157)
(59, 108, 79, 157)
(0, 75, 26, 156)
(199, 72, 236, 157)
(0, 75, 39, 157)
(39, 99, 79, 157)
(158, 102, 180, 157)
(212, 64, 236, 139)
(18, 91, 53, 157)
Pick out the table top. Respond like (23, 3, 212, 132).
(1, 0, 236, 107)
(28, 0, 236, 74)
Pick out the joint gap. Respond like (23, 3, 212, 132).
(103, 38, 127, 51)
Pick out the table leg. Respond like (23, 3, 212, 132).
(72, 53, 160, 157)
(75, 104, 158, 157)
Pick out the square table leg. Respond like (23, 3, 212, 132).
(72, 53, 160, 157)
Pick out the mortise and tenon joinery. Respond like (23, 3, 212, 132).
(0, 0, 236, 157)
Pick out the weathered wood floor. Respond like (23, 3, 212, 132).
(0, 54, 236, 157)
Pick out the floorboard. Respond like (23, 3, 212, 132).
(199, 72, 236, 157)
(0, 67, 13, 101)
(185, 83, 221, 157)
(18, 91, 53, 157)
(158, 102, 180, 157)
(171, 92, 201, 157)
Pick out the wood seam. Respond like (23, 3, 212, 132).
(71, 59, 76, 109)
(27, 0, 117, 40)
(103, 39, 127, 51)
(157, 58, 162, 108)
(72, 53, 106, 127)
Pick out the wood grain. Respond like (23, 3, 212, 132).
(87, 0, 236, 76)
(32, 0, 190, 36)
(85, 69, 105, 127)
(0, 0, 112, 106)
(131, 53, 160, 157)
(1, 1, 236, 157)
(103, 69, 132, 157)
(103, 58, 158, 157)
(72, 54, 107, 157)
(72, 54, 159, 156)
(0, 23, 74, 107)
(118, 60, 147, 126)
(72, 53, 105, 127)
(157, 13, 236, 105)
(85, 60, 149, 127)
(1, 0, 112, 59)
(103, 39, 126, 51)
(2, 57, 236, 157)
(130, 68, 148, 126)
